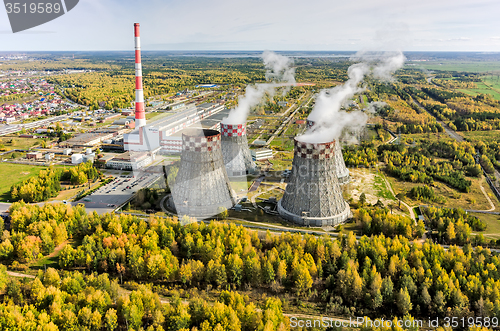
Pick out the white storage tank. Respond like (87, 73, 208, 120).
(83, 153, 95, 163)
(72, 154, 83, 164)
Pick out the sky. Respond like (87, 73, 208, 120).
(1, 0, 500, 52)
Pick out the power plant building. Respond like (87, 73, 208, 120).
(106, 152, 153, 170)
(251, 148, 273, 161)
(124, 102, 226, 154)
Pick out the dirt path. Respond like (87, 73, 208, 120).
(118, 285, 186, 305)
(5, 268, 359, 324)
(380, 172, 415, 221)
(250, 183, 281, 208)
(7, 271, 35, 279)
(479, 180, 496, 212)
(28, 239, 70, 268)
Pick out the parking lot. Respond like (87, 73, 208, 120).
(77, 172, 163, 215)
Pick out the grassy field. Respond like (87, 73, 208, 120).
(462, 130, 500, 143)
(0, 163, 52, 201)
(458, 81, 500, 100)
(0, 163, 72, 201)
(362, 127, 379, 142)
(228, 203, 282, 224)
(470, 212, 500, 239)
(386, 173, 499, 211)
(268, 158, 292, 172)
(339, 220, 361, 235)
(484, 75, 500, 88)
(374, 172, 396, 200)
(416, 61, 500, 73)
(229, 178, 251, 195)
(0, 136, 42, 150)
(404, 132, 456, 144)
(269, 138, 294, 151)
(48, 179, 104, 202)
(257, 188, 284, 200)
(360, 95, 369, 107)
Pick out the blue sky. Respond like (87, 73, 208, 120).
(1, 0, 500, 51)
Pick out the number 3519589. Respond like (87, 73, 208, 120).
(444, 317, 499, 328)
(5, 2, 62, 14)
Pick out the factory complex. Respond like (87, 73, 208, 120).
(10, 23, 355, 227)
(121, 23, 353, 226)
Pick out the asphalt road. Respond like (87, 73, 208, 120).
(0, 114, 69, 137)
(0, 202, 11, 214)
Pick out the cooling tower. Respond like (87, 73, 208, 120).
(170, 129, 236, 218)
(307, 120, 350, 184)
(277, 138, 350, 227)
(221, 123, 257, 177)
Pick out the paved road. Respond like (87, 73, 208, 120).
(0, 200, 65, 214)
(466, 210, 500, 215)
(0, 203, 11, 214)
(0, 114, 70, 137)
(266, 93, 311, 146)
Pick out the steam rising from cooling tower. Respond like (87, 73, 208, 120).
(221, 51, 295, 177)
(299, 51, 405, 144)
(169, 129, 236, 218)
(222, 51, 295, 125)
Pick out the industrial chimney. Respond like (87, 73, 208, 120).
(277, 138, 350, 227)
(220, 123, 256, 177)
(134, 23, 146, 128)
(170, 129, 237, 218)
(307, 120, 350, 184)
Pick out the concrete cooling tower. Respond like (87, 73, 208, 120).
(277, 138, 350, 227)
(170, 129, 236, 218)
(220, 123, 256, 177)
(307, 120, 350, 184)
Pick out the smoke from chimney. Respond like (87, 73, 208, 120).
(298, 51, 405, 144)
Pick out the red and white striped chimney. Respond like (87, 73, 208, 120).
(134, 23, 146, 128)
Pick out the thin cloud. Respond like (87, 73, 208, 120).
(0, 0, 499, 51)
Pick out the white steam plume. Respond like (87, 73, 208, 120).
(263, 50, 296, 84)
(366, 101, 388, 114)
(222, 51, 295, 125)
(298, 51, 405, 144)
